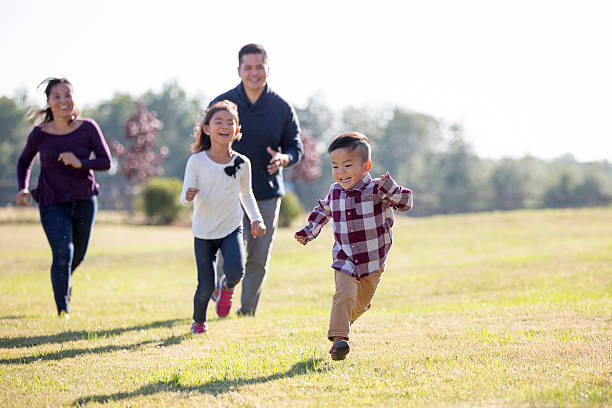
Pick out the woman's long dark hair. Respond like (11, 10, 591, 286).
(191, 100, 241, 153)
(29, 77, 80, 125)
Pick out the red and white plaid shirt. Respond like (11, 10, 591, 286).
(296, 173, 412, 279)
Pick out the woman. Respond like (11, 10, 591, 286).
(16, 78, 112, 319)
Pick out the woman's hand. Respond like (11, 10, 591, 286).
(251, 220, 267, 238)
(185, 188, 199, 202)
(58, 152, 82, 168)
(16, 189, 31, 206)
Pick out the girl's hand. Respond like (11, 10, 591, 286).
(185, 188, 199, 202)
(294, 233, 308, 245)
(58, 152, 82, 168)
(251, 220, 267, 238)
(379, 171, 390, 187)
(16, 189, 31, 206)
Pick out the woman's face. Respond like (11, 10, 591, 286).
(47, 83, 75, 120)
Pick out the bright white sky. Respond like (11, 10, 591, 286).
(2, 0, 611, 162)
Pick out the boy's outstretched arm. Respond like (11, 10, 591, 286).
(294, 189, 333, 244)
(378, 171, 413, 212)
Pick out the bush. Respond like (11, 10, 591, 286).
(140, 177, 183, 224)
(278, 192, 303, 228)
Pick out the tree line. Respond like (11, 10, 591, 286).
(1, 81, 611, 216)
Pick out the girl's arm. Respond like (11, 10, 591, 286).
(238, 157, 264, 226)
(377, 171, 413, 212)
(180, 155, 198, 206)
(294, 187, 333, 244)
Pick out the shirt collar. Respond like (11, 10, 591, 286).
(237, 83, 269, 107)
(344, 173, 372, 193)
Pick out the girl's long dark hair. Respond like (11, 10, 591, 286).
(29, 77, 80, 125)
(191, 100, 241, 153)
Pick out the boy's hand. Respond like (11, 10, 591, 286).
(379, 171, 390, 186)
(185, 187, 199, 201)
(251, 221, 266, 238)
(294, 233, 308, 245)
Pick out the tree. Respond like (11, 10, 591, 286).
(489, 158, 526, 210)
(0, 95, 30, 183)
(109, 102, 168, 210)
(142, 81, 203, 178)
(428, 124, 479, 213)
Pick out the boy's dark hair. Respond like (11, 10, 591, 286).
(328, 132, 371, 163)
(239, 43, 268, 65)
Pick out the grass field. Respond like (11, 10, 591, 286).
(0, 207, 610, 407)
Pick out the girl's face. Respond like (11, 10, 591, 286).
(47, 83, 75, 120)
(203, 110, 239, 147)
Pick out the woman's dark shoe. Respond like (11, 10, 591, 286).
(330, 340, 350, 361)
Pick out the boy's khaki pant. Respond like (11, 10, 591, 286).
(328, 267, 384, 341)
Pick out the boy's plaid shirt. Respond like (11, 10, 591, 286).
(295, 173, 412, 279)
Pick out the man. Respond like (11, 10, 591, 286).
(210, 43, 303, 316)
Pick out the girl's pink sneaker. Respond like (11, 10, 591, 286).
(190, 322, 208, 334)
(215, 276, 234, 318)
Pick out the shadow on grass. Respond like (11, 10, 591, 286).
(0, 334, 191, 365)
(0, 314, 27, 320)
(0, 318, 187, 349)
(74, 357, 329, 406)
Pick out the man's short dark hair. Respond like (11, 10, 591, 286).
(239, 44, 268, 65)
(328, 132, 371, 163)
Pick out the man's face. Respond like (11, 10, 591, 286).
(238, 53, 269, 93)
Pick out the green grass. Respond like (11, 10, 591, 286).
(1, 207, 610, 407)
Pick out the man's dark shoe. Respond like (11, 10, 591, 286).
(330, 340, 350, 361)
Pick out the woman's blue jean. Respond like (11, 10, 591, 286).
(193, 227, 245, 324)
(39, 197, 97, 314)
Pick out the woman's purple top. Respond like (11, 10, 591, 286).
(17, 118, 112, 207)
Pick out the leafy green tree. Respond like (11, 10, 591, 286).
(542, 171, 578, 208)
(428, 125, 479, 213)
(375, 108, 440, 185)
(142, 81, 204, 178)
(490, 158, 526, 210)
(0, 95, 30, 183)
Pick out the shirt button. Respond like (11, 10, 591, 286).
(355, 260, 359, 263)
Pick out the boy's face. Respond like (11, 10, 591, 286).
(330, 147, 372, 191)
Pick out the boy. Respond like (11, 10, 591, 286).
(294, 132, 413, 360)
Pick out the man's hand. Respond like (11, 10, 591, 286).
(58, 152, 82, 168)
(266, 146, 290, 175)
(251, 220, 267, 238)
(185, 187, 199, 202)
(294, 233, 308, 245)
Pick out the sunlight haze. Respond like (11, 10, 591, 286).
(2, 0, 611, 162)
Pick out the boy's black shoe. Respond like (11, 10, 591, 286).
(330, 340, 350, 361)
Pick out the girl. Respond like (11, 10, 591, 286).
(181, 100, 266, 334)
(16, 78, 112, 318)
